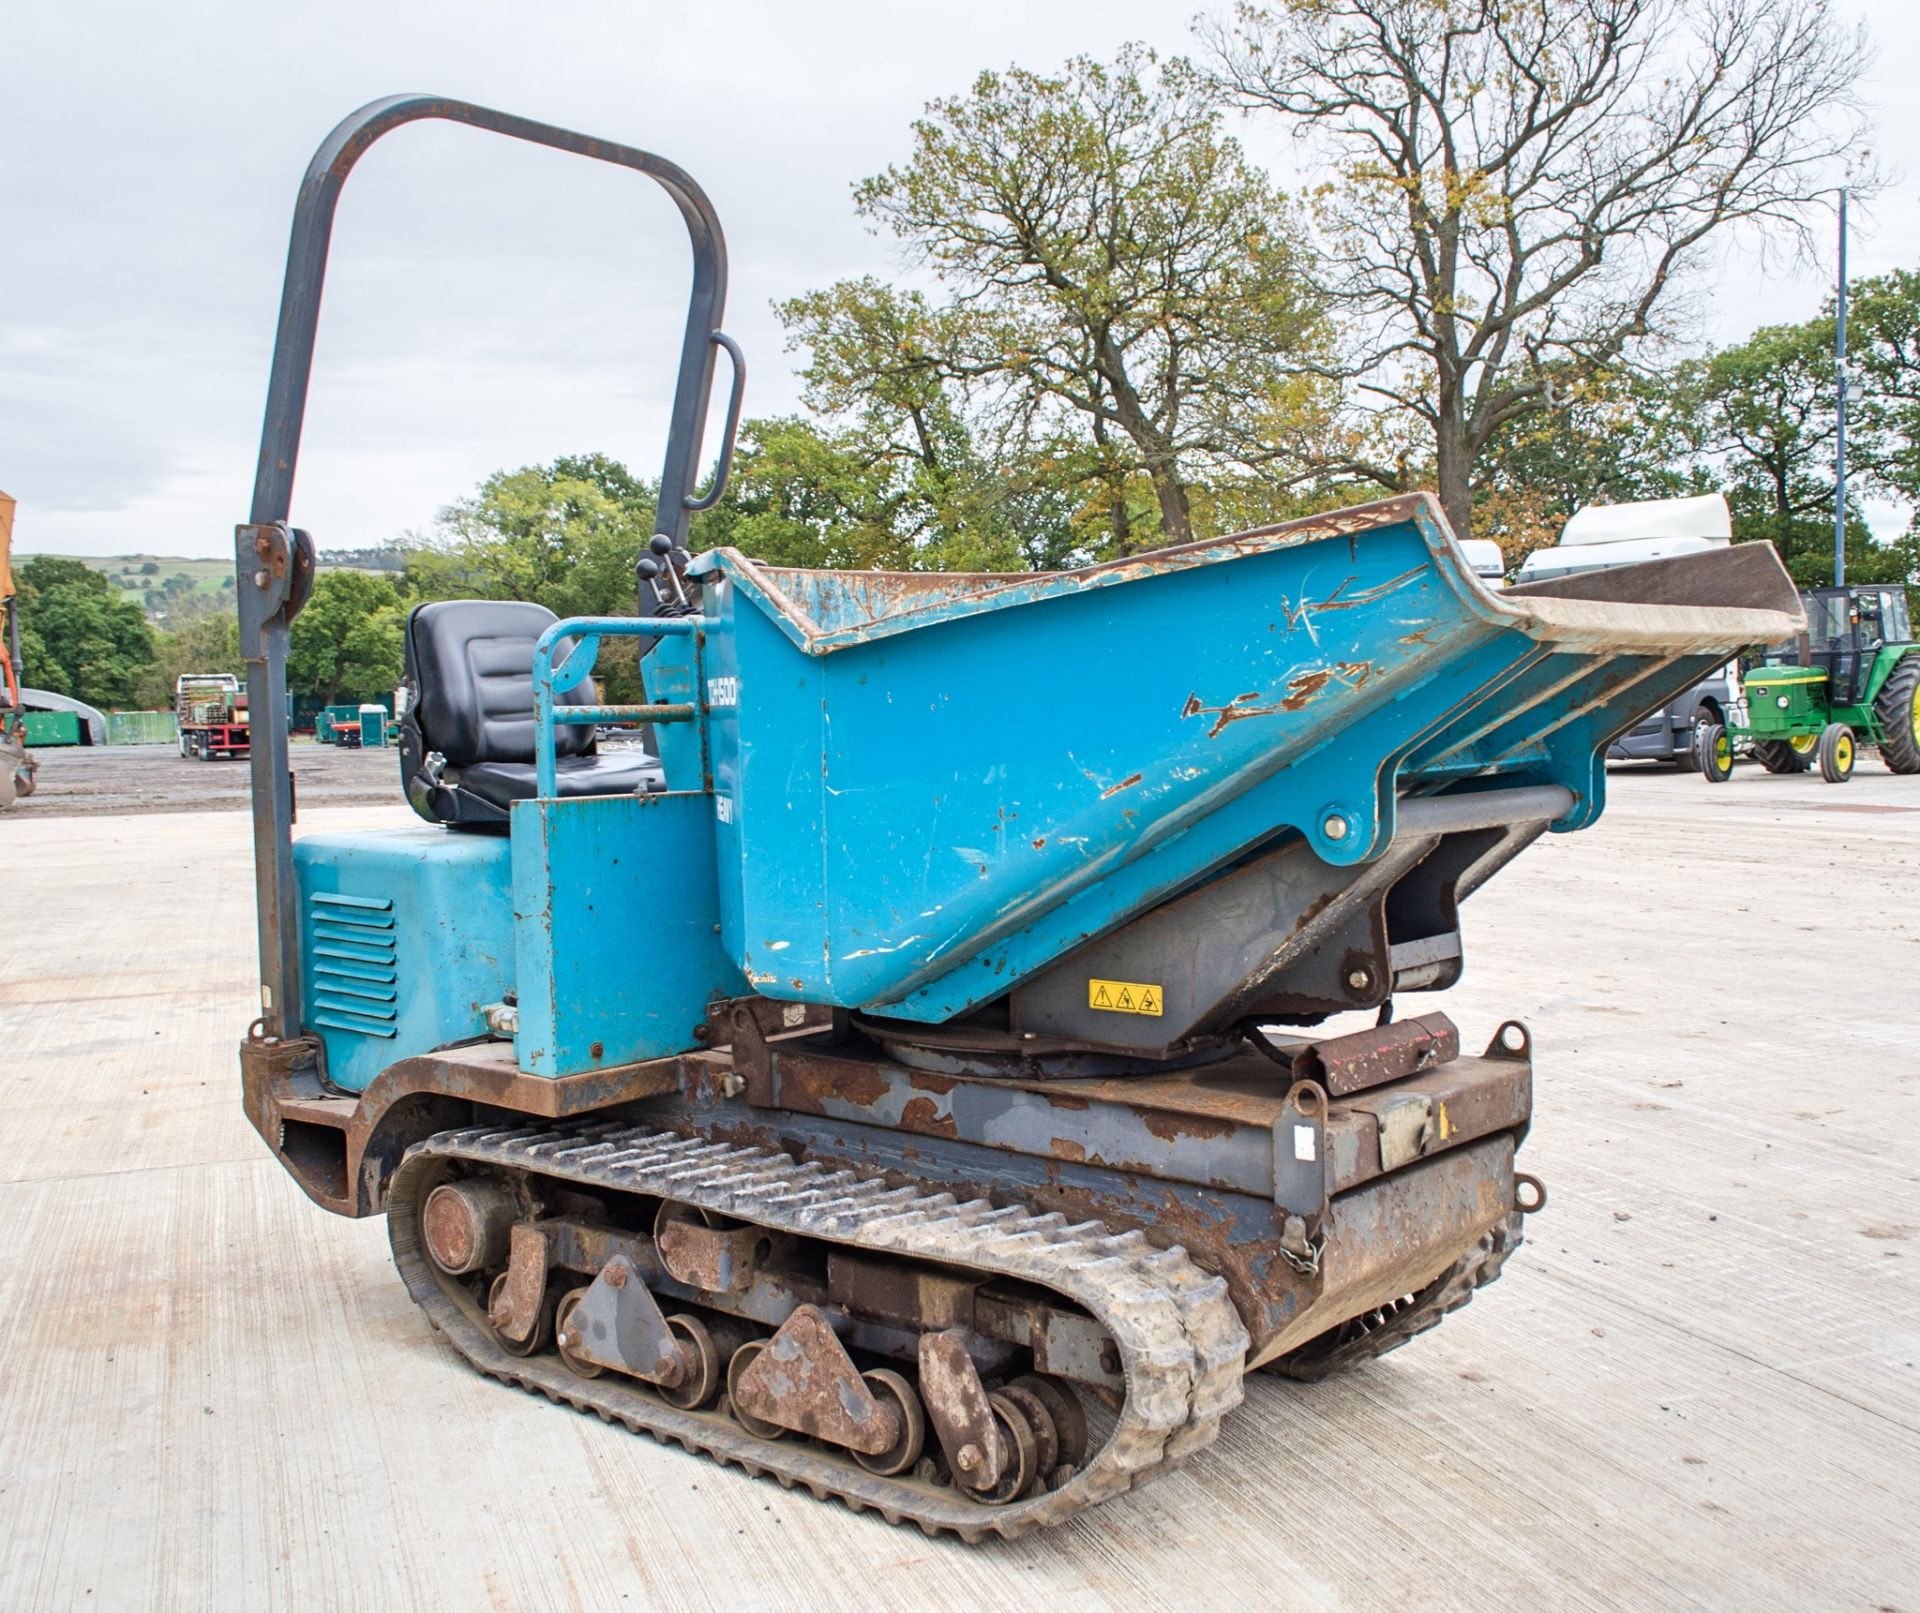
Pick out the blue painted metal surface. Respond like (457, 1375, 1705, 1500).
(293, 828, 514, 1092)
(510, 791, 746, 1077)
(531, 616, 699, 797)
(311, 492, 1793, 1083)
(685, 495, 1793, 1020)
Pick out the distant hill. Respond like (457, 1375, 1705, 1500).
(74, 555, 235, 623)
(35, 552, 404, 624)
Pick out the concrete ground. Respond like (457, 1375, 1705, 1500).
(1, 761, 1916, 1611)
(12, 738, 396, 817)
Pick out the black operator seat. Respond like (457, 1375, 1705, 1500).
(398, 599, 664, 830)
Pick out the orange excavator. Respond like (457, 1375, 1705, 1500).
(0, 490, 37, 807)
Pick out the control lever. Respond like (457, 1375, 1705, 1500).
(639, 532, 695, 614)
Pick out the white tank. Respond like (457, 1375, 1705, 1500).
(1516, 493, 1732, 584)
(1458, 538, 1507, 585)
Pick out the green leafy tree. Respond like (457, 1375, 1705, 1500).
(419, 452, 655, 614)
(1698, 315, 1918, 586)
(1460, 365, 1708, 565)
(786, 47, 1330, 552)
(136, 611, 245, 709)
(13, 555, 155, 706)
(695, 414, 1092, 573)
(1847, 270, 1920, 509)
(287, 570, 405, 706)
(409, 453, 662, 699)
(691, 415, 915, 570)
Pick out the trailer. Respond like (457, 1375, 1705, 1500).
(175, 673, 250, 760)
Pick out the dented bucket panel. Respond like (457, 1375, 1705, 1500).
(690, 495, 1800, 1021)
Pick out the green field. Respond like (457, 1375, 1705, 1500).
(45, 553, 399, 623)
(73, 554, 236, 622)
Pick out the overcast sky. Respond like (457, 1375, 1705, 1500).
(4, 0, 1917, 559)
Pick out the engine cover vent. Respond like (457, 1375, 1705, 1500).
(307, 890, 398, 1039)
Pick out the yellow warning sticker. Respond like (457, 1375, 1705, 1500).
(1088, 978, 1163, 1017)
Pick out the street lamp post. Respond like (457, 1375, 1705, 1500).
(1834, 186, 1849, 589)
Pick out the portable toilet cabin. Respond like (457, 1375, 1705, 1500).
(358, 702, 389, 747)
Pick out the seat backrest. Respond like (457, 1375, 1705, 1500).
(405, 600, 596, 765)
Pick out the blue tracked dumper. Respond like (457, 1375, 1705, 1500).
(234, 98, 1805, 1539)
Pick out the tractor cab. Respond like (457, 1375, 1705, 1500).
(1795, 586, 1913, 705)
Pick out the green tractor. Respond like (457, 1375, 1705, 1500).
(1699, 584, 1920, 784)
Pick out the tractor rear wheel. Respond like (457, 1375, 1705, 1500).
(1817, 723, 1856, 783)
(1753, 737, 1814, 774)
(1697, 722, 1734, 782)
(1875, 654, 1920, 774)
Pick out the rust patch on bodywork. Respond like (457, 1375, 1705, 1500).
(818, 1062, 891, 1108)
(1181, 690, 1285, 738)
(1100, 772, 1143, 799)
(909, 1071, 960, 1097)
(1283, 661, 1373, 712)
(239, 1035, 687, 1219)
(900, 1095, 958, 1137)
(1290, 1012, 1461, 1096)
(1290, 889, 1337, 937)
(1140, 1109, 1236, 1144)
(1279, 566, 1428, 630)
(1281, 671, 1332, 711)
(1180, 660, 1373, 737)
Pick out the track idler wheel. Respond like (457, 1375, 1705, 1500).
(726, 1304, 923, 1466)
(487, 1270, 553, 1357)
(915, 1329, 1052, 1505)
(997, 1383, 1059, 1476)
(421, 1180, 516, 1276)
(1008, 1372, 1089, 1472)
(486, 1224, 554, 1357)
(556, 1254, 718, 1404)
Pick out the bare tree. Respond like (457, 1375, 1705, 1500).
(1203, 0, 1874, 536)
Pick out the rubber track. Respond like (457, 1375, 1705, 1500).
(387, 1120, 1250, 1542)
(1263, 1212, 1524, 1382)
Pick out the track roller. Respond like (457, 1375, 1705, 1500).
(725, 1340, 786, 1441)
(658, 1315, 721, 1410)
(974, 1393, 1040, 1505)
(853, 1369, 926, 1476)
(386, 1124, 1252, 1540)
